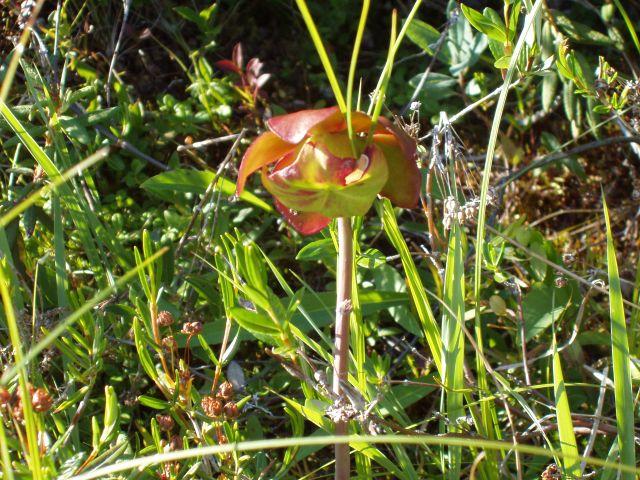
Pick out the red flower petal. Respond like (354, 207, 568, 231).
(374, 134, 421, 208)
(274, 199, 331, 235)
(267, 106, 340, 144)
(236, 131, 295, 194)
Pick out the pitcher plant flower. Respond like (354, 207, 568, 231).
(236, 106, 421, 234)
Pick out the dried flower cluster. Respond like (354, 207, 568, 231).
(157, 310, 175, 327)
(442, 191, 495, 231)
(181, 321, 203, 336)
(200, 381, 239, 421)
(0, 384, 53, 421)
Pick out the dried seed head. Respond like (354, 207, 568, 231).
(157, 311, 175, 327)
(169, 435, 183, 451)
(201, 395, 223, 418)
(218, 381, 234, 402)
(223, 401, 239, 419)
(31, 388, 53, 413)
(541, 463, 561, 480)
(162, 336, 177, 351)
(181, 321, 203, 336)
(156, 414, 175, 432)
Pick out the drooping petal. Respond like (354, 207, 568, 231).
(377, 117, 417, 160)
(236, 131, 295, 194)
(274, 199, 331, 235)
(267, 106, 339, 144)
(374, 134, 421, 208)
(263, 140, 388, 218)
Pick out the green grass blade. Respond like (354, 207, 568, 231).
(0, 261, 42, 479)
(381, 199, 442, 374)
(442, 223, 466, 479)
(611, 0, 640, 56)
(551, 323, 580, 477)
(603, 194, 636, 480)
(294, 0, 346, 111)
(68, 433, 640, 480)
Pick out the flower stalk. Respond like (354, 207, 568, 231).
(333, 217, 354, 479)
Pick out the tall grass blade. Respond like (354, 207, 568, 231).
(0, 261, 42, 479)
(294, 0, 346, 111)
(603, 194, 636, 480)
(380, 199, 442, 373)
(68, 433, 640, 480)
(0, 248, 167, 386)
(442, 223, 465, 479)
(551, 322, 580, 477)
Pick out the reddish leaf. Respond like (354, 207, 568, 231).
(215, 59, 242, 75)
(232, 43, 244, 69)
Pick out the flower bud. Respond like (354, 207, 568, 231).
(162, 336, 177, 351)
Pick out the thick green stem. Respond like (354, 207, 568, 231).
(333, 217, 353, 480)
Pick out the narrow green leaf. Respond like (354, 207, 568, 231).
(603, 195, 636, 479)
(442, 223, 466, 479)
(552, 327, 580, 477)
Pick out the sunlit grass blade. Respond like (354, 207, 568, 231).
(367, 0, 422, 128)
(442, 223, 465, 479)
(294, 0, 346, 111)
(0, 259, 43, 479)
(603, 194, 636, 480)
(346, 0, 369, 133)
(67, 433, 640, 480)
(551, 322, 580, 477)
(0, 147, 109, 228)
(380, 199, 442, 374)
(611, 0, 640, 56)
